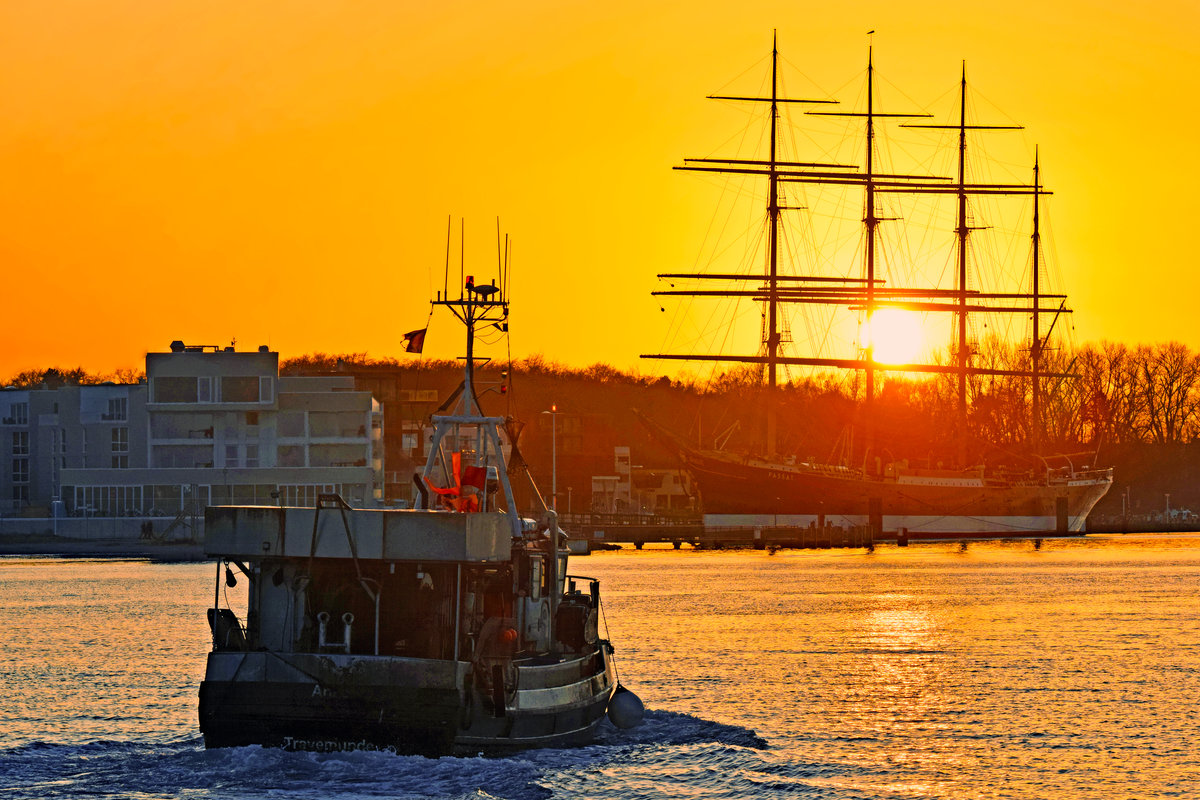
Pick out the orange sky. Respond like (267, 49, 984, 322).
(2, 0, 1197, 380)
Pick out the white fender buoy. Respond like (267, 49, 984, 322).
(606, 684, 644, 729)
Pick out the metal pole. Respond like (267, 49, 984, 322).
(453, 564, 462, 661)
(551, 410, 557, 511)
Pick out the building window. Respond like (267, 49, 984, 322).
(277, 445, 305, 467)
(11, 431, 28, 455)
(225, 444, 239, 468)
(60, 429, 67, 454)
(12, 458, 29, 483)
(259, 376, 274, 403)
(221, 376, 259, 403)
(245, 445, 259, 468)
(105, 397, 128, 421)
(198, 377, 212, 403)
(72, 485, 143, 516)
(111, 427, 129, 453)
(401, 433, 418, 454)
(8, 402, 28, 425)
(12, 485, 29, 507)
(279, 484, 339, 507)
(278, 411, 306, 438)
(154, 377, 198, 403)
(111, 455, 129, 469)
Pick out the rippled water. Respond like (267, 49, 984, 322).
(2, 535, 1198, 798)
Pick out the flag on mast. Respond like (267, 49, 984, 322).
(403, 328, 427, 354)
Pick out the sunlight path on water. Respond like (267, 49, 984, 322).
(0, 536, 1198, 799)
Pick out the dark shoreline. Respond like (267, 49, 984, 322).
(3, 528, 1196, 562)
(0, 535, 205, 561)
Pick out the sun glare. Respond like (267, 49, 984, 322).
(868, 309, 925, 365)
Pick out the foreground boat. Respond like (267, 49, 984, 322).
(199, 274, 642, 755)
(643, 36, 1112, 536)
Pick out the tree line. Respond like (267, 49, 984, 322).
(7, 340, 1200, 453)
(1, 366, 145, 388)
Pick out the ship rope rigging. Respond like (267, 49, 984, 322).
(646, 35, 1083, 467)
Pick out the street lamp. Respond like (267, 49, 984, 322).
(541, 405, 558, 510)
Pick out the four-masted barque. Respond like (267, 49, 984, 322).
(643, 36, 1112, 536)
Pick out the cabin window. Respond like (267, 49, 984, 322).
(529, 556, 543, 601)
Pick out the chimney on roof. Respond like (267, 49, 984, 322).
(259, 345, 270, 353)
(169, 340, 185, 353)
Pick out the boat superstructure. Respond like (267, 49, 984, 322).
(199, 271, 640, 755)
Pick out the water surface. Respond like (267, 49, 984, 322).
(2, 535, 1197, 798)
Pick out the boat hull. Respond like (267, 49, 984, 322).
(199, 648, 616, 756)
(680, 448, 1112, 535)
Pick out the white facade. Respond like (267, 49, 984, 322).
(1, 342, 383, 517)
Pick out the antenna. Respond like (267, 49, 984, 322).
(504, 236, 513, 299)
(443, 215, 451, 300)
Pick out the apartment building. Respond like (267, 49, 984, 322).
(1, 341, 382, 516)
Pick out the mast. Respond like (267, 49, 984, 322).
(425, 266, 520, 531)
(864, 46, 878, 406)
(806, 45, 933, 376)
(805, 44, 931, 466)
(765, 31, 781, 453)
(660, 32, 844, 455)
(645, 43, 1076, 463)
(1031, 150, 1042, 452)
(955, 64, 969, 423)
(902, 65, 1022, 460)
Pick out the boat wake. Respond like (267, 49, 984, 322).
(0, 711, 767, 800)
(594, 709, 769, 750)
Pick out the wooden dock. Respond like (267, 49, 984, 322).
(559, 513, 875, 550)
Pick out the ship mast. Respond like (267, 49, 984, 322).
(805, 45, 931, 462)
(955, 66, 970, 420)
(864, 47, 878, 404)
(765, 31, 782, 453)
(645, 43, 1078, 462)
(649, 32, 846, 455)
(902, 65, 1022, 452)
(1031, 150, 1042, 451)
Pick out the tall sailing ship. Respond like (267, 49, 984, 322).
(643, 36, 1112, 536)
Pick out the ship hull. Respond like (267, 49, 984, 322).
(680, 448, 1112, 535)
(199, 648, 616, 756)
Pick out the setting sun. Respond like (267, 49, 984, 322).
(867, 309, 926, 365)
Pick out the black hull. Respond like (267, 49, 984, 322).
(674, 441, 1112, 534)
(199, 648, 616, 757)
